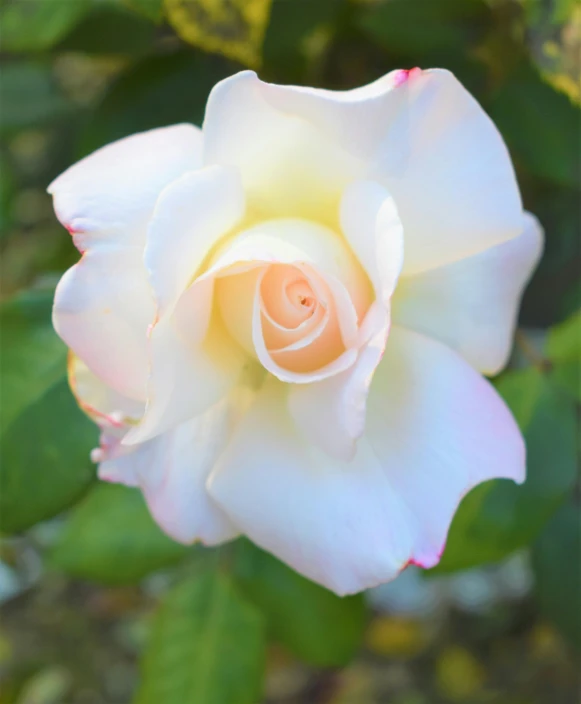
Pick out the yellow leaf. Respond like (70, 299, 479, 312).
(164, 0, 272, 67)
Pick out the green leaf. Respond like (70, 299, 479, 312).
(433, 367, 578, 572)
(79, 51, 233, 155)
(0, 289, 96, 533)
(532, 498, 581, 650)
(547, 310, 581, 401)
(135, 571, 265, 704)
(122, 0, 164, 22)
(0, 0, 91, 52)
(547, 309, 581, 363)
(489, 62, 581, 188)
(233, 539, 366, 667)
(358, 0, 491, 57)
(57, 4, 156, 55)
(0, 61, 70, 134)
(50, 484, 190, 584)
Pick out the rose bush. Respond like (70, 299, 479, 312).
(49, 67, 542, 595)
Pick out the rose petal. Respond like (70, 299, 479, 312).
(392, 212, 544, 375)
(207, 378, 415, 595)
(68, 354, 144, 427)
(339, 179, 404, 302)
(145, 165, 245, 318)
(123, 277, 247, 445)
(100, 394, 242, 545)
(53, 247, 154, 400)
(204, 70, 522, 275)
(49, 124, 202, 249)
(287, 301, 389, 460)
(366, 326, 525, 568)
(50, 124, 202, 401)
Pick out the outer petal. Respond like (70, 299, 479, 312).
(203, 69, 522, 274)
(366, 326, 525, 569)
(53, 247, 154, 400)
(69, 354, 144, 427)
(145, 165, 245, 318)
(50, 124, 203, 400)
(99, 395, 241, 545)
(208, 378, 416, 595)
(48, 124, 203, 248)
(392, 212, 544, 375)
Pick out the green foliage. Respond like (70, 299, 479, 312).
(0, 289, 97, 533)
(434, 364, 578, 572)
(123, 0, 165, 23)
(0, 61, 70, 134)
(50, 484, 191, 584)
(233, 539, 367, 667)
(547, 309, 581, 399)
(0, 0, 92, 52)
(135, 570, 265, 704)
(79, 52, 233, 155)
(57, 4, 157, 55)
(358, 0, 492, 57)
(489, 62, 581, 189)
(532, 498, 581, 650)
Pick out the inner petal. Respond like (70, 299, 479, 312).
(261, 265, 318, 329)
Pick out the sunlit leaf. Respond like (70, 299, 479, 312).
(136, 570, 265, 704)
(164, 0, 272, 66)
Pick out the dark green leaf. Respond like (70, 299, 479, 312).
(57, 4, 156, 55)
(489, 62, 581, 188)
(79, 51, 234, 155)
(0, 0, 91, 52)
(433, 367, 578, 572)
(233, 539, 366, 667)
(136, 571, 265, 704)
(358, 0, 491, 57)
(532, 498, 581, 650)
(0, 62, 70, 134)
(0, 289, 96, 533)
(50, 484, 190, 584)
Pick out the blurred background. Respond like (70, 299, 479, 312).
(0, 0, 579, 702)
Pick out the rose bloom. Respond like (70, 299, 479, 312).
(49, 68, 542, 595)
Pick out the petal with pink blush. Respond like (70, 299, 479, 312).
(48, 124, 202, 249)
(392, 212, 544, 375)
(53, 247, 154, 401)
(100, 395, 241, 545)
(68, 354, 144, 428)
(366, 326, 525, 568)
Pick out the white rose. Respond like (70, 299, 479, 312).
(50, 68, 542, 595)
